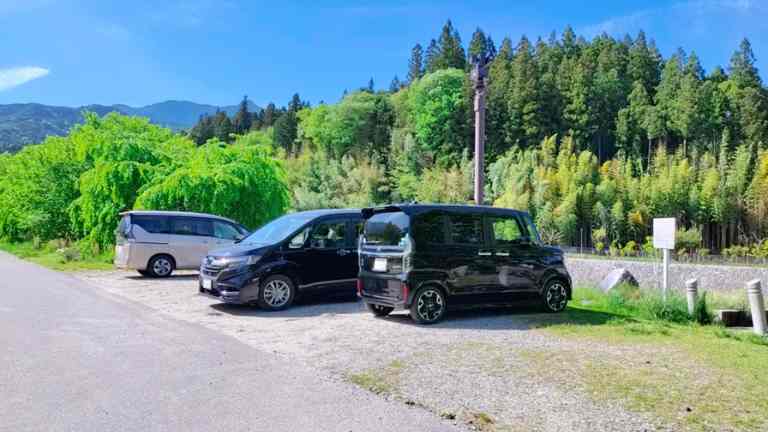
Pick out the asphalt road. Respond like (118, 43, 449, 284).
(0, 252, 459, 432)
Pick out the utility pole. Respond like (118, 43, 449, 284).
(471, 55, 489, 205)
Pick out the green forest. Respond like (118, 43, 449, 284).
(2, 21, 768, 258)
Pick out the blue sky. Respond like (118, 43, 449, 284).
(1, 0, 766, 108)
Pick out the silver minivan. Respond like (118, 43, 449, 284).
(114, 211, 249, 277)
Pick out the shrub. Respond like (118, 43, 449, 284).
(592, 228, 607, 254)
(722, 245, 750, 258)
(675, 227, 701, 253)
(749, 239, 768, 258)
(621, 240, 637, 257)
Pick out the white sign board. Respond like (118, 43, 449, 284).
(653, 218, 676, 250)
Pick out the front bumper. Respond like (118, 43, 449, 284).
(199, 286, 244, 304)
(199, 266, 261, 305)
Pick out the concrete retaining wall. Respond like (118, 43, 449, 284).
(566, 256, 768, 293)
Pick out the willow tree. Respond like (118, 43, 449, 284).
(135, 140, 289, 231)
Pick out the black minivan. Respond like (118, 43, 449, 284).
(200, 209, 362, 310)
(358, 204, 571, 324)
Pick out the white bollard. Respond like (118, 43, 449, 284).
(746, 279, 767, 336)
(686, 279, 698, 316)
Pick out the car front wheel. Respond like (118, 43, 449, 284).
(257, 275, 295, 311)
(542, 280, 569, 312)
(409, 286, 447, 324)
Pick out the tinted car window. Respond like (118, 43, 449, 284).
(522, 214, 542, 245)
(448, 214, 483, 245)
(364, 212, 409, 247)
(132, 215, 169, 234)
(117, 215, 131, 239)
(309, 220, 347, 249)
(213, 221, 242, 240)
(490, 216, 524, 246)
(242, 213, 313, 245)
(411, 212, 445, 245)
(171, 217, 213, 237)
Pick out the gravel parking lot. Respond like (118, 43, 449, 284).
(77, 270, 660, 432)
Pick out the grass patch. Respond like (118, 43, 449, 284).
(346, 359, 406, 396)
(0, 239, 114, 271)
(533, 287, 768, 431)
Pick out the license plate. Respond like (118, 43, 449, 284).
(372, 258, 387, 272)
(201, 278, 212, 289)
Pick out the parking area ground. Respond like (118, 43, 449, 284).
(77, 270, 660, 432)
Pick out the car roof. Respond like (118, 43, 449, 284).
(362, 204, 530, 218)
(286, 208, 362, 218)
(121, 210, 241, 225)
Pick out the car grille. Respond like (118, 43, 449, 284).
(201, 264, 225, 278)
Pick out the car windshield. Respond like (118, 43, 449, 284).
(363, 211, 409, 248)
(241, 213, 313, 245)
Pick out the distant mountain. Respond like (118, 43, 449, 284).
(0, 100, 260, 153)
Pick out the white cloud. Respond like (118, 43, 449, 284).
(581, 0, 766, 39)
(0, 67, 50, 91)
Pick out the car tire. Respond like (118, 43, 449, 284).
(366, 303, 394, 317)
(257, 275, 295, 311)
(147, 255, 174, 278)
(409, 286, 447, 324)
(541, 279, 569, 313)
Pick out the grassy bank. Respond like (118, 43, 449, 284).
(533, 287, 768, 431)
(0, 240, 114, 272)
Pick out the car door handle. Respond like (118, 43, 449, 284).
(496, 252, 510, 256)
(521, 263, 534, 269)
(478, 251, 492, 256)
(337, 249, 350, 256)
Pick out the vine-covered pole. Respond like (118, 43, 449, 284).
(471, 55, 488, 205)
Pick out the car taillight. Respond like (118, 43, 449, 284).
(401, 282, 409, 301)
(356, 279, 363, 297)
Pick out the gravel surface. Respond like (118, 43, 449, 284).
(78, 270, 662, 431)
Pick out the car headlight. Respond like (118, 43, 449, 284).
(210, 255, 260, 268)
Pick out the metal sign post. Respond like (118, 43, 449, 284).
(653, 218, 676, 300)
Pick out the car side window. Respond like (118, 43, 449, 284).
(171, 217, 214, 237)
(288, 226, 310, 249)
(522, 214, 542, 245)
(132, 215, 169, 234)
(213, 221, 242, 240)
(447, 214, 483, 245)
(412, 212, 446, 245)
(309, 220, 347, 249)
(490, 216, 524, 247)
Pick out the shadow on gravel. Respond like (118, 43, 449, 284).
(125, 273, 200, 281)
(210, 294, 365, 318)
(376, 303, 623, 331)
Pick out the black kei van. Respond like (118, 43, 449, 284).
(358, 205, 572, 324)
(199, 209, 362, 310)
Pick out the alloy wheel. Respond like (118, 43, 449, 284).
(263, 279, 291, 308)
(545, 283, 568, 312)
(152, 257, 172, 277)
(416, 289, 444, 322)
